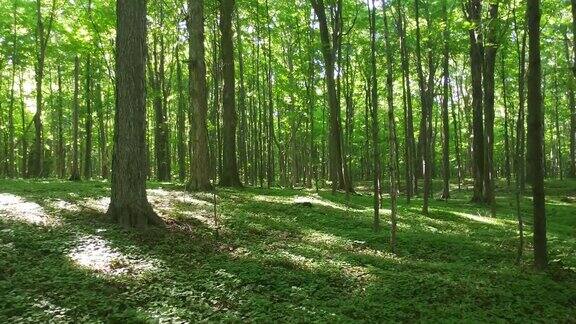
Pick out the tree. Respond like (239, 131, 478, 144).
(69, 56, 81, 181)
(219, 0, 242, 187)
(186, 0, 213, 191)
(30, 0, 56, 177)
(441, 0, 451, 200)
(310, 0, 351, 193)
(526, 0, 546, 270)
(465, 0, 485, 203)
(368, 0, 381, 232)
(107, 0, 163, 228)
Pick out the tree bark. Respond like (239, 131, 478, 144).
(219, 0, 242, 187)
(107, 0, 163, 228)
(441, 0, 451, 200)
(84, 55, 93, 179)
(526, 0, 546, 270)
(465, 0, 485, 203)
(70, 56, 81, 181)
(187, 0, 213, 191)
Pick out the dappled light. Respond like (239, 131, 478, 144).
(0, 193, 58, 226)
(68, 234, 160, 276)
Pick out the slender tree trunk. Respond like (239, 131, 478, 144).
(501, 52, 512, 188)
(396, 4, 415, 201)
(95, 82, 108, 179)
(382, 2, 397, 252)
(70, 56, 81, 181)
(483, 3, 499, 213)
(441, 0, 451, 200)
(553, 76, 563, 179)
(176, 46, 187, 182)
(368, 0, 381, 232)
(526, 0, 546, 270)
(235, 12, 248, 184)
(466, 0, 485, 203)
(187, 0, 213, 191)
(108, 0, 163, 228)
(84, 55, 93, 179)
(514, 4, 528, 194)
(566, 22, 576, 177)
(31, 0, 55, 177)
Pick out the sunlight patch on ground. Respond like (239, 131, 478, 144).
(253, 193, 368, 212)
(0, 193, 59, 226)
(304, 230, 348, 247)
(68, 234, 160, 276)
(448, 210, 505, 226)
(82, 197, 110, 213)
(46, 199, 81, 212)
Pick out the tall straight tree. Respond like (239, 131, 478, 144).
(382, 1, 398, 252)
(31, 0, 56, 177)
(465, 0, 485, 203)
(569, 0, 576, 178)
(441, 0, 451, 200)
(526, 0, 546, 270)
(70, 56, 81, 181)
(310, 0, 351, 193)
(219, 0, 242, 187)
(483, 3, 499, 211)
(107, 0, 163, 228)
(368, 0, 381, 232)
(187, 0, 213, 191)
(84, 55, 93, 179)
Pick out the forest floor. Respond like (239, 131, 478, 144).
(0, 179, 574, 322)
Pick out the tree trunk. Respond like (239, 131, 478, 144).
(70, 56, 81, 181)
(56, 65, 66, 179)
(483, 3, 499, 212)
(108, 0, 163, 228)
(310, 0, 348, 193)
(187, 0, 213, 191)
(382, 2, 398, 252)
(84, 55, 93, 179)
(368, 1, 381, 232)
(219, 0, 242, 187)
(31, 0, 55, 178)
(176, 46, 187, 182)
(466, 0, 485, 203)
(396, 4, 416, 201)
(526, 0, 546, 270)
(441, 0, 451, 200)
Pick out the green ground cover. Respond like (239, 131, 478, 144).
(0, 179, 574, 322)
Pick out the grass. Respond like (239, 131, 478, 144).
(0, 178, 574, 322)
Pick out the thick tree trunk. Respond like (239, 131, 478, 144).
(526, 0, 546, 270)
(108, 0, 163, 228)
(186, 0, 213, 191)
(219, 0, 242, 187)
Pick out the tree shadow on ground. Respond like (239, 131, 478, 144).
(0, 180, 575, 322)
